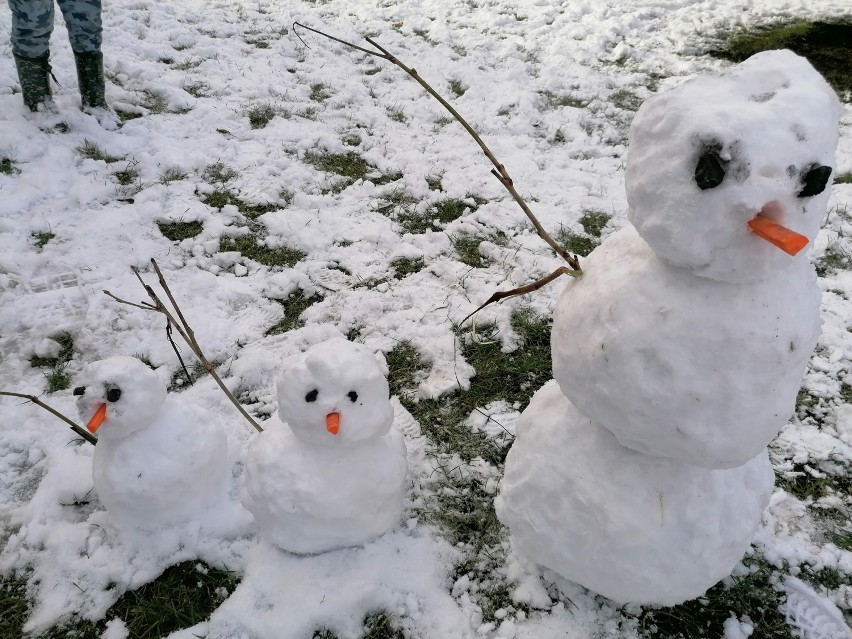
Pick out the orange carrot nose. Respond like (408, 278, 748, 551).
(86, 403, 107, 433)
(748, 213, 809, 257)
(326, 412, 340, 435)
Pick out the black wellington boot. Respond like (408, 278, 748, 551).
(13, 52, 52, 111)
(73, 50, 107, 109)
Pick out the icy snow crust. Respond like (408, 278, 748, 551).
(496, 381, 775, 606)
(552, 225, 821, 469)
(626, 50, 842, 283)
(1, 0, 851, 636)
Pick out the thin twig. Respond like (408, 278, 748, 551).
(104, 262, 263, 433)
(0, 391, 97, 445)
(459, 266, 580, 326)
(165, 321, 192, 385)
(292, 22, 582, 272)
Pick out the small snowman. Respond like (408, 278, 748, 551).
(241, 338, 408, 554)
(75, 356, 229, 533)
(497, 50, 841, 605)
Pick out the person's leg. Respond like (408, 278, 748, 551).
(8, 0, 55, 110)
(56, 0, 106, 108)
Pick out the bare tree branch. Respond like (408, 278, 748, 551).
(104, 261, 263, 433)
(459, 266, 580, 326)
(292, 22, 582, 272)
(0, 391, 97, 445)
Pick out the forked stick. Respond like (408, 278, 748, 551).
(104, 259, 263, 433)
(292, 22, 582, 273)
(459, 266, 580, 326)
(0, 391, 97, 445)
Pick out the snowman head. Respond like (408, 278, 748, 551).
(277, 338, 394, 445)
(75, 356, 166, 440)
(625, 49, 841, 282)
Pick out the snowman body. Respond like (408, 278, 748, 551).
(495, 381, 774, 605)
(497, 50, 841, 605)
(242, 425, 407, 554)
(241, 338, 408, 554)
(552, 225, 820, 469)
(77, 357, 228, 532)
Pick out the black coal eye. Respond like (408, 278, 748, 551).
(106, 388, 121, 402)
(694, 151, 726, 190)
(798, 164, 832, 197)
(73, 386, 86, 396)
(348, 391, 358, 403)
(305, 389, 318, 403)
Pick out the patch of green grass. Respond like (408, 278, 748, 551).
(114, 163, 139, 186)
(386, 308, 552, 464)
(201, 189, 278, 218)
(246, 38, 269, 48)
(309, 83, 332, 102)
(265, 291, 321, 335)
(157, 220, 203, 241)
(840, 382, 852, 403)
(710, 19, 852, 99)
(77, 140, 123, 163)
(203, 162, 238, 184)
(452, 234, 486, 268)
(104, 561, 237, 638)
(777, 462, 852, 502)
(31, 231, 55, 249)
(220, 233, 306, 268)
(247, 103, 277, 129)
(449, 78, 467, 97)
(184, 81, 212, 98)
(30, 332, 74, 393)
(0, 157, 20, 175)
(391, 257, 425, 279)
(168, 361, 208, 392)
(174, 57, 202, 71)
(115, 108, 143, 122)
(425, 174, 443, 191)
(387, 106, 406, 123)
(141, 90, 170, 114)
(815, 245, 851, 277)
(556, 228, 598, 257)
(0, 574, 100, 639)
(539, 89, 586, 109)
(835, 171, 852, 184)
(305, 151, 399, 192)
(636, 558, 794, 639)
(313, 611, 405, 639)
(393, 196, 486, 235)
(579, 210, 611, 237)
(611, 88, 643, 111)
(159, 167, 187, 184)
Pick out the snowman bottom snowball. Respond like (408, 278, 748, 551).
(495, 381, 774, 606)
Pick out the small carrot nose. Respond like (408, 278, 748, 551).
(86, 403, 107, 433)
(747, 203, 809, 256)
(326, 412, 340, 435)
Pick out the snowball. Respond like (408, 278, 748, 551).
(551, 226, 820, 469)
(626, 50, 841, 283)
(496, 381, 774, 606)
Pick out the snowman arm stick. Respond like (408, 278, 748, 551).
(459, 266, 580, 326)
(0, 391, 97, 445)
(292, 22, 582, 272)
(105, 271, 264, 433)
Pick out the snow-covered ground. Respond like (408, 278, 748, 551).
(1, 0, 851, 637)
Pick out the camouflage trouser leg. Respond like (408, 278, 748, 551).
(7, 0, 102, 57)
(7, 0, 55, 58)
(56, 0, 102, 54)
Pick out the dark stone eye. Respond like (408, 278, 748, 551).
(348, 391, 358, 403)
(305, 389, 318, 403)
(798, 164, 832, 197)
(695, 151, 726, 190)
(73, 386, 86, 396)
(106, 388, 121, 402)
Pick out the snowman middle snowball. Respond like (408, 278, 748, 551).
(241, 338, 408, 554)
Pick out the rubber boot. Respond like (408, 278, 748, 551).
(13, 52, 52, 112)
(73, 50, 107, 109)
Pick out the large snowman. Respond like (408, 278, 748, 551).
(75, 356, 229, 533)
(241, 338, 408, 554)
(496, 50, 841, 605)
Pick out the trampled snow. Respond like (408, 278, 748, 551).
(1, 0, 851, 636)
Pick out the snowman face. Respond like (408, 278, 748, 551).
(75, 356, 166, 440)
(277, 338, 393, 445)
(625, 50, 841, 282)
